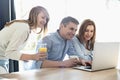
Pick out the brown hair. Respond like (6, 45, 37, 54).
(5, 6, 50, 34)
(76, 19, 96, 50)
(5, 20, 28, 26)
(28, 6, 49, 34)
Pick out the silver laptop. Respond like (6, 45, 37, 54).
(73, 42, 120, 71)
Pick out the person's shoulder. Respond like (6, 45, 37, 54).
(12, 20, 28, 26)
(44, 32, 56, 37)
(11, 20, 29, 31)
(72, 36, 81, 44)
(72, 36, 78, 41)
(43, 32, 57, 41)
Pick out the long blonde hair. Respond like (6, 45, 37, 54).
(5, 6, 50, 35)
(5, 20, 28, 26)
(28, 6, 49, 34)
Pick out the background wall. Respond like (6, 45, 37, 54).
(14, 0, 120, 42)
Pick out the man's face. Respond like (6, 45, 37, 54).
(60, 22, 78, 40)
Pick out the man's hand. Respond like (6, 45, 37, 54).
(60, 58, 79, 68)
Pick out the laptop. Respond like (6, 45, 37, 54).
(73, 42, 120, 71)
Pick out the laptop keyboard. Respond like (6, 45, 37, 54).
(80, 65, 91, 69)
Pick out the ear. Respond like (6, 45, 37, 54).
(61, 24, 64, 27)
(60, 24, 64, 29)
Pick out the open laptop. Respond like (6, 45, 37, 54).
(73, 42, 120, 71)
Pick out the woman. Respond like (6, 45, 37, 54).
(73, 19, 96, 62)
(0, 6, 50, 74)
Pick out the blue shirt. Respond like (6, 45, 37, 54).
(35, 30, 77, 68)
(72, 36, 93, 61)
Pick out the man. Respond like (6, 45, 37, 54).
(36, 16, 88, 68)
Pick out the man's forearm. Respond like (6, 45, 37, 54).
(41, 60, 63, 68)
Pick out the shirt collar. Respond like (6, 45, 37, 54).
(56, 30, 66, 41)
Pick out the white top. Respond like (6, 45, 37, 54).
(0, 22, 30, 60)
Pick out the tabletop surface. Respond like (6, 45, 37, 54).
(0, 68, 120, 80)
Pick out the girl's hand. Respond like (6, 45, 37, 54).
(33, 52, 47, 60)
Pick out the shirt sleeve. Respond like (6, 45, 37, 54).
(72, 37, 93, 60)
(35, 35, 52, 68)
(5, 27, 29, 60)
